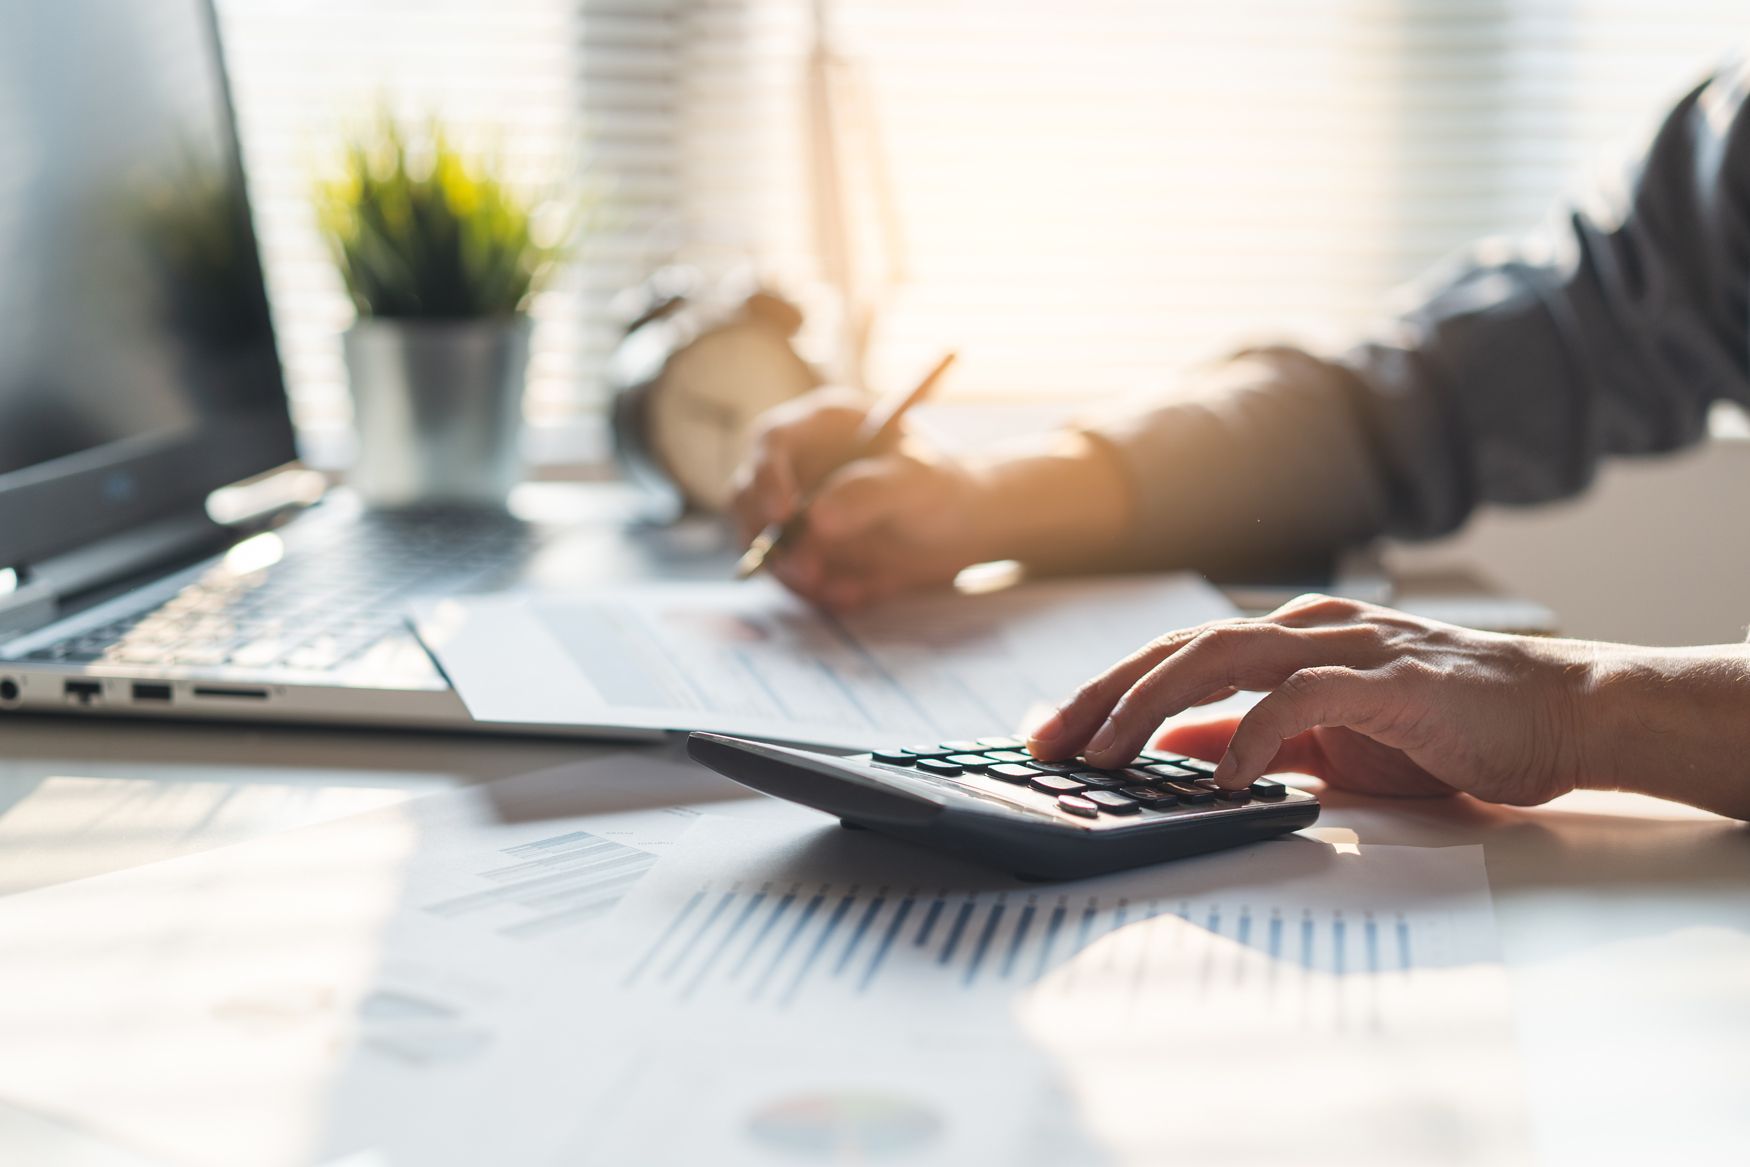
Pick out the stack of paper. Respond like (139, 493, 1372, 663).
(0, 756, 1533, 1166)
(532, 816, 1534, 1166)
(413, 575, 1240, 748)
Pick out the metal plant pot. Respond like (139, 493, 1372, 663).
(343, 316, 532, 508)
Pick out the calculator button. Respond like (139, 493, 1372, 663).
(1056, 794, 1099, 818)
(1029, 760, 1088, 774)
(916, 758, 964, 776)
(1176, 758, 1218, 776)
(1249, 778, 1288, 799)
(1121, 786, 1180, 808)
(1030, 774, 1088, 795)
(1214, 788, 1250, 803)
(1085, 790, 1141, 815)
(871, 750, 916, 765)
(938, 740, 983, 753)
(1119, 768, 1164, 785)
(977, 736, 1024, 749)
(1159, 782, 1216, 805)
(1073, 773, 1127, 790)
(1140, 749, 1191, 765)
(946, 754, 995, 770)
(982, 750, 1033, 764)
(901, 745, 953, 758)
(988, 763, 1038, 784)
(1144, 762, 1202, 781)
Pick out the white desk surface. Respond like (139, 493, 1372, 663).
(3, 485, 1747, 1167)
(1, 714, 1745, 1166)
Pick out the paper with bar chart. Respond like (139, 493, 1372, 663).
(0, 752, 734, 1167)
(606, 819, 1488, 1020)
(556, 816, 1534, 1166)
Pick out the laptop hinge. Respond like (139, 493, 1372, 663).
(4, 509, 232, 635)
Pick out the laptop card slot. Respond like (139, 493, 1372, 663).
(190, 685, 269, 701)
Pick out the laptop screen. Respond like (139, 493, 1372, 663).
(0, 0, 294, 572)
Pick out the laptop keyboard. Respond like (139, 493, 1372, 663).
(15, 508, 535, 673)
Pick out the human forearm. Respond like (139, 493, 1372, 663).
(1578, 643, 1750, 820)
(1027, 596, 1750, 823)
(964, 432, 1133, 571)
(1076, 348, 1389, 576)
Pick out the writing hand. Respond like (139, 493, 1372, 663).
(728, 387, 999, 611)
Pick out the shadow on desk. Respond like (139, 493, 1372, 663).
(0, 714, 680, 897)
(1313, 783, 1750, 945)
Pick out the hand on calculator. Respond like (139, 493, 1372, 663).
(1028, 594, 1610, 810)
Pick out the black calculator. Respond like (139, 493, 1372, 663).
(686, 732, 1320, 881)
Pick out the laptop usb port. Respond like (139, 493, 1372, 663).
(131, 682, 173, 703)
(191, 685, 269, 701)
(64, 679, 103, 705)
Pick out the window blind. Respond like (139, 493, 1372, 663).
(698, 0, 1750, 400)
(215, 0, 684, 462)
(217, 0, 1750, 459)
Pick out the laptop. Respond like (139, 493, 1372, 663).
(0, 0, 652, 733)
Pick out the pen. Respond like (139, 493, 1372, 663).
(735, 351, 958, 580)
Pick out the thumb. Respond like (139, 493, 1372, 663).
(807, 457, 936, 541)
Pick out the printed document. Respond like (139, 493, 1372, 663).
(540, 815, 1535, 1166)
(0, 752, 763, 1167)
(413, 573, 1238, 748)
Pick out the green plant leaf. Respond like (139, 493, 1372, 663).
(311, 112, 584, 320)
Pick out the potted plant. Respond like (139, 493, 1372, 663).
(314, 118, 571, 508)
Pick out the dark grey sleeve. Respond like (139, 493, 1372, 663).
(1085, 62, 1750, 570)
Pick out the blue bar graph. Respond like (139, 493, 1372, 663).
(937, 901, 976, 966)
(622, 889, 704, 987)
(751, 890, 826, 1000)
(627, 881, 1421, 1008)
(662, 889, 737, 982)
(1032, 903, 1067, 984)
(833, 892, 885, 977)
(964, 902, 1005, 986)
(780, 892, 857, 1004)
(730, 889, 797, 980)
(683, 888, 765, 1000)
(1000, 902, 1036, 979)
(914, 897, 947, 947)
(860, 896, 915, 993)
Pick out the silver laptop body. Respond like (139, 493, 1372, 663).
(0, 0, 697, 734)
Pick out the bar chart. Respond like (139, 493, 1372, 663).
(420, 828, 658, 940)
(617, 876, 1434, 1024)
(562, 819, 1526, 1163)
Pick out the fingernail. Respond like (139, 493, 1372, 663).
(1086, 719, 1117, 756)
(1213, 753, 1237, 785)
(1029, 710, 1065, 749)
